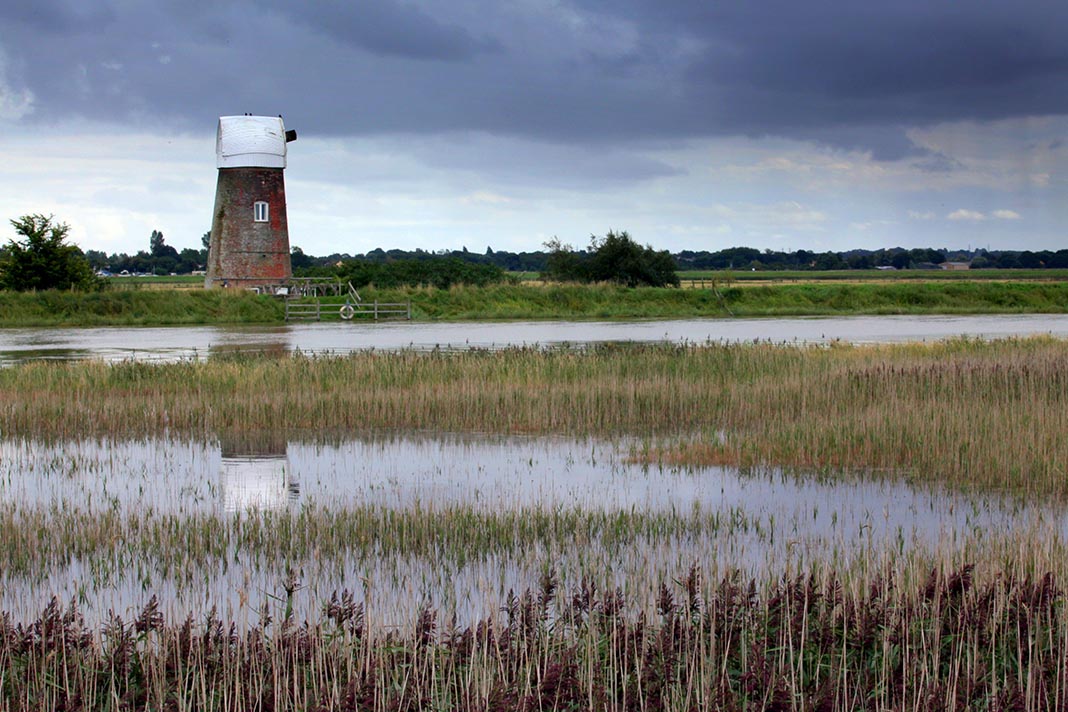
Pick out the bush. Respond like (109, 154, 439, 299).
(542, 231, 679, 287)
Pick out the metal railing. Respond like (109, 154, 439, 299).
(284, 280, 411, 322)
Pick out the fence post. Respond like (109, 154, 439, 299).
(374, 301, 379, 321)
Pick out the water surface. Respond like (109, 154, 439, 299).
(1, 314, 1066, 364)
(0, 433, 1055, 626)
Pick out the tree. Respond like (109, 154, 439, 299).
(149, 230, 179, 259)
(0, 214, 99, 291)
(541, 237, 586, 282)
(813, 251, 847, 270)
(83, 249, 109, 270)
(542, 231, 679, 287)
(290, 246, 312, 270)
(177, 248, 203, 273)
(586, 231, 679, 287)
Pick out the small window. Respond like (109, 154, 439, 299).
(254, 201, 269, 222)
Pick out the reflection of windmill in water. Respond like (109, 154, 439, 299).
(219, 432, 299, 512)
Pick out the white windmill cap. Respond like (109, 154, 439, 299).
(216, 115, 289, 169)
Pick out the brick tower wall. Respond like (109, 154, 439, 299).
(205, 167, 292, 289)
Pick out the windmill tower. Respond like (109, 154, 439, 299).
(205, 115, 297, 289)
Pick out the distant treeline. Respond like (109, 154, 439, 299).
(299, 245, 1068, 275)
(84, 231, 207, 276)
(78, 235, 1068, 278)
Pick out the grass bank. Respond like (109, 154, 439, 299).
(0, 289, 283, 327)
(333, 280, 1068, 320)
(4, 279, 1068, 327)
(2, 337, 1066, 496)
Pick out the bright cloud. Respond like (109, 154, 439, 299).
(946, 209, 1021, 222)
(0, 54, 34, 121)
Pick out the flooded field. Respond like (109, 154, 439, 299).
(0, 432, 1059, 630)
(3, 337, 1068, 707)
(3, 313, 1068, 364)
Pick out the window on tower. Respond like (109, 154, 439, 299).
(254, 201, 269, 222)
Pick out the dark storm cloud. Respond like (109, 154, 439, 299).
(1, 0, 1066, 159)
(0, 0, 115, 33)
(263, 2, 501, 62)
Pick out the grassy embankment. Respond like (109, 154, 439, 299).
(0, 289, 282, 327)
(334, 280, 1068, 320)
(3, 277, 1068, 326)
(3, 337, 1066, 497)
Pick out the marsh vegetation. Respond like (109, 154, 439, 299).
(3, 337, 1066, 495)
(2, 337, 1068, 709)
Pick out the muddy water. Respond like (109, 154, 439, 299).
(0, 433, 1055, 627)
(2, 313, 1068, 364)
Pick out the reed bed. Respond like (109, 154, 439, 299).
(2, 563, 1067, 711)
(2, 337, 1067, 495)
(3, 339, 1068, 707)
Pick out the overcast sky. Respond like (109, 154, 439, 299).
(0, 0, 1065, 256)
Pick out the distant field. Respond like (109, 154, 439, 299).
(107, 275, 204, 289)
(508, 271, 542, 281)
(677, 268, 1068, 283)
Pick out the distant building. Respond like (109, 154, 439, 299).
(205, 115, 297, 290)
(941, 261, 971, 271)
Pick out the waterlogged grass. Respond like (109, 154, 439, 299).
(4, 562, 1068, 710)
(0, 460, 1066, 708)
(4, 339, 1068, 707)
(0, 289, 283, 327)
(1, 337, 1066, 496)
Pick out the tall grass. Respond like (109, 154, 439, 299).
(1, 337, 1066, 495)
(2, 562, 1066, 710)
